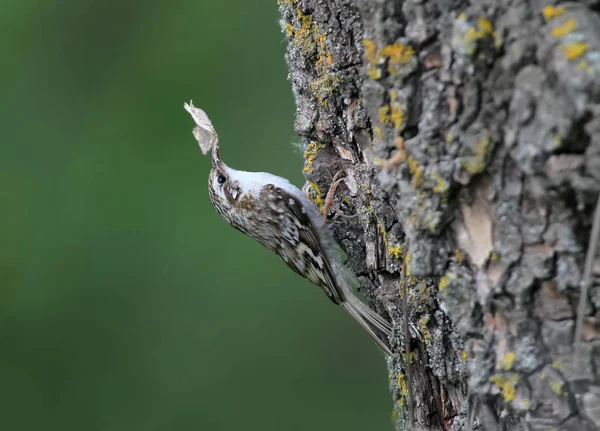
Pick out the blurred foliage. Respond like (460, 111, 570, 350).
(0, 1, 390, 430)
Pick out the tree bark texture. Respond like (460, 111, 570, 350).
(278, 0, 600, 430)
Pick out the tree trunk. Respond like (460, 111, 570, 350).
(277, 0, 600, 429)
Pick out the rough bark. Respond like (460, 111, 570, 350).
(278, 0, 600, 430)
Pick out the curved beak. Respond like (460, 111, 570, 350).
(211, 143, 222, 170)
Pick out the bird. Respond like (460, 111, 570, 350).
(185, 101, 392, 356)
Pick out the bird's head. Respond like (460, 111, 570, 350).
(207, 149, 267, 236)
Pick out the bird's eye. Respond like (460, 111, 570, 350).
(217, 174, 227, 185)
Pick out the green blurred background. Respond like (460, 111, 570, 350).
(0, 1, 390, 429)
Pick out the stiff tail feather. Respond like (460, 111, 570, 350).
(342, 295, 393, 356)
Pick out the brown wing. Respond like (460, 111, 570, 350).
(262, 184, 344, 305)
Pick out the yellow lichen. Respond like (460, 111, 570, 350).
(427, 219, 439, 234)
(375, 215, 388, 238)
(477, 17, 493, 36)
(379, 105, 391, 124)
(410, 167, 423, 188)
(380, 43, 416, 75)
(502, 379, 517, 402)
(439, 275, 449, 290)
(363, 39, 378, 64)
(577, 59, 593, 73)
(379, 96, 405, 131)
(315, 34, 333, 72)
(455, 248, 463, 263)
(461, 133, 494, 174)
(396, 373, 408, 397)
(407, 156, 418, 174)
(284, 23, 294, 37)
(463, 28, 481, 55)
(461, 16, 498, 55)
(491, 373, 518, 402)
(284, 4, 339, 105)
(419, 316, 431, 345)
(500, 352, 516, 370)
(373, 126, 383, 142)
(388, 244, 403, 259)
(551, 381, 563, 395)
(542, 5, 566, 20)
(315, 53, 334, 75)
(551, 134, 562, 149)
(462, 350, 468, 361)
(407, 156, 423, 188)
(552, 361, 562, 370)
(363, 39, 383, 79)
(367, 64, 382, 80)
(363, 40, 415, 78)
(559, 42, 587, 60)
(417, 281, 430, 305)
(432, 171, 449, 194)
(390, 103, 404, 130)
(375, 217, 403, 259)
(307, 181, 325, 211)
(311, 27, 339, 105)
(303, 141, 322, 172)
(491, 374, 504, 387)
(552, 18, 576, 37)
(494, 31, 503, 49)
(380, 43, 414, 60)
(292, 8, 316, 55)
(310, 74, 340, 106)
